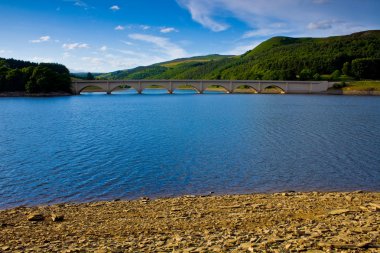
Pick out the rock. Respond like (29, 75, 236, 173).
(2, 246, 10, 251)
(27, 213, 44, 221)
(240, 242, 253, 249)
(140, 197, 150, 203)
(328, 209, 351, 215)
(51, 214, 64, 222)
(344, 195, 353, 202)
(1, 192, 379, 252)
(368, 202, 380, 211)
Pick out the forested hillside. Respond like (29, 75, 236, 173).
(0, 58, 71, 93)
(99, 30, 380, 81)
(98, 55, 234, 80)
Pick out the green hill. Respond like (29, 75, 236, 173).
(98, 30, 380, 81)
(97, 54, 234, 80)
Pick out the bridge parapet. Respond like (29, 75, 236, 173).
(72, 80, 330, 95)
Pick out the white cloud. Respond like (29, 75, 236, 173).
(115, 25, 125, 30)
(225, 41, 262, 55)
(160, 27, 179, 33)
(63, 0, 90, 10)
(30, 56, 54, 63)
(140, 25, 151, 30)
(176, 0, 374, 37)
(110, 5, 120, 11)
(62, 43, 89, 50)
(100, 46, 107, 51)
(243, 27, 292, 38)
(177, 0, 229, 32)
(73, 0, 87, 8)
(74, 52, 165, 72)
(128, 33, 188, 59)
(307, 19, 339, 30)
(29, 36, 51, 43)
(0, 49, 12, 55)
(62, 52, 71, 59)
(121, 40, 133, 46)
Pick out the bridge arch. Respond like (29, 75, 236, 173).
(109, 84, 138, 93)
(173, 84, 201, 94)
(141, 84, 170, 94)
(204, 84, 231, 93)
(261, 84, 286, 94)
(233, 84, 259, 93)
(78, 85, 107, 94)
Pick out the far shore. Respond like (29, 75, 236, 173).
(1, 88, 380, 97)
(0, 191, 379, 252)
(0, 91, 72, 97)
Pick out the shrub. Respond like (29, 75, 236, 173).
(299, 68, 312, 80)
(351, 58, 380, 79)
(330, 70, 341, 81)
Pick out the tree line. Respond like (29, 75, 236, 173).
(0, 58, 72, 93)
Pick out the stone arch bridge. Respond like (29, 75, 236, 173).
(72, 80, 332, 95)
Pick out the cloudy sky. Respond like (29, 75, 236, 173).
(0, 0, 379, 72)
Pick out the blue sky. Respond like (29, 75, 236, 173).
(0, 0, 379, 72)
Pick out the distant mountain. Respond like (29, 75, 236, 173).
(98, 30, 380, 80)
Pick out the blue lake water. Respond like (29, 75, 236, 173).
(1, 90, 380, 208)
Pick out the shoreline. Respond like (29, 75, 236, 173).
(1, 89, 380, 97)
(0, 92, 72, 97)
(1, 191, 379, 252)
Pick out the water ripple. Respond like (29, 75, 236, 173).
(0, 93, 380, 208)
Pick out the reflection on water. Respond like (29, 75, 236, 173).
(0, 90, 379, 208)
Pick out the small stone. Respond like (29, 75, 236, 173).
(51, 214, 64, 222)
(27, 213, 44, 221)
(240, 242, 253, 249)
(328, 209, 351, 215)
(344, 196, 353, 202)
(369, 202, 380, 211)
(2, 246, 10, 251)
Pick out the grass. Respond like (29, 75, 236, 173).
(344, 81, 380, 91)
(160, 60, 210, 68)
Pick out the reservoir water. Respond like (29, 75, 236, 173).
(0, 90, 379, 208)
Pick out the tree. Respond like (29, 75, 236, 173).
(351, 58, 380, 79)
(342, 62, 351, 76)
(313, 73, 321, 80)
(5, 69, 24, 91)
(299, 68, 312, 80)
(86, 72, 95, 80)
(330, 70, 341, 81)
(25, 66, 72, 93)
